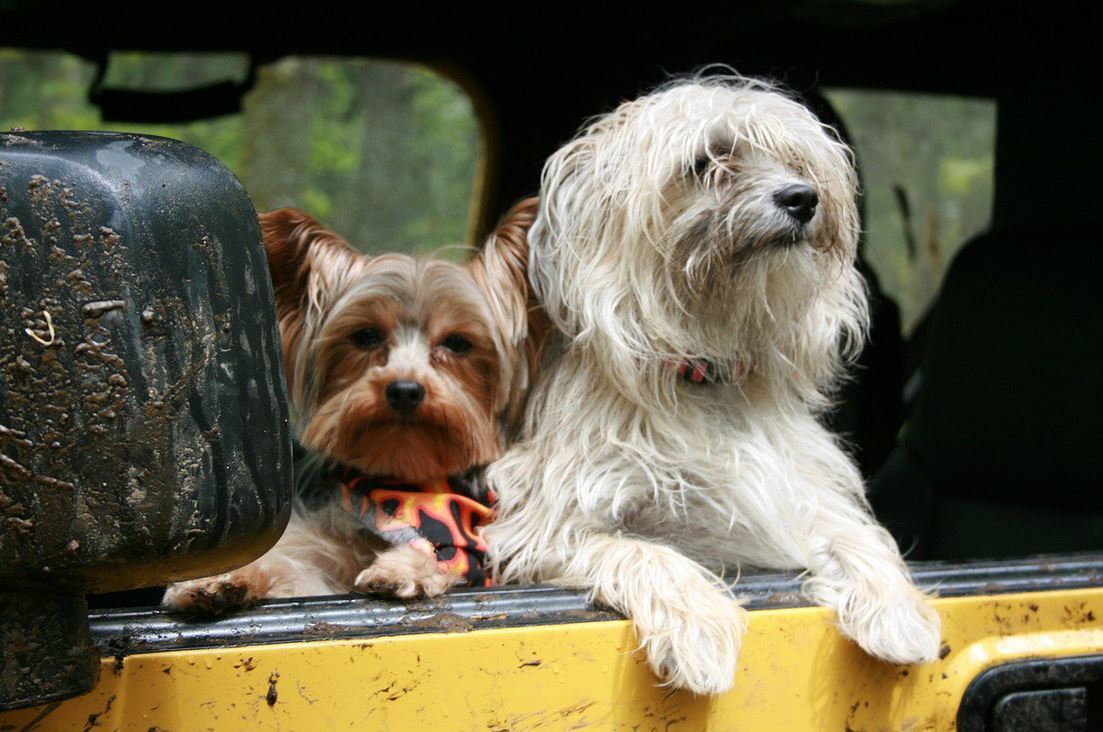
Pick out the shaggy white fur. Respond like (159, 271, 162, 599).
(485, 75, 941, 695)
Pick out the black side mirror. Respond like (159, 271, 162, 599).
(0, 131, 292, 710)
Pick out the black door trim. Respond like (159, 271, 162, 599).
(92, 552, 1103, 657)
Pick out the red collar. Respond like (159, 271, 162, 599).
(675, 357, 751, 385)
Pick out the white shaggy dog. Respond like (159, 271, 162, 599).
(484, 75, 942, 694)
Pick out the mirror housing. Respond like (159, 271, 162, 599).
(0, 131, 292, 710)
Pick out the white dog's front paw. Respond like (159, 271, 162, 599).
(845, 591, 942, 665)
(633, 588, 748, 695)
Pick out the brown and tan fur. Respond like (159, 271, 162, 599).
(164, 199, 544, 611)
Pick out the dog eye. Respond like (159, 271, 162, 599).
(440, 334, 473, 354)
(350, 327, 385, 349)
(692, 153, 712, 177)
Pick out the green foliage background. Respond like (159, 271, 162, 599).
(0, 50, 480, 257)
(826, 89, 995, 331)
(0, 50, 996, 328)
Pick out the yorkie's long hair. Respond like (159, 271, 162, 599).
(164, 199, 546, 609)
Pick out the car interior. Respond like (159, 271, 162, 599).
(1, 0, 1099, 613)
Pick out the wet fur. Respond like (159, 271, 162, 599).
(485, 76, 941, 694)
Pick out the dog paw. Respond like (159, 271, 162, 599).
(354, 544, 456, 599)
(845, 591, 942, 665)
(634, 586, 748, 695)
(162, 567, 272, 614)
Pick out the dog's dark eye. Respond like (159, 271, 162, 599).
(350, 327, 385, 349)
(440, 334, 473, 354)
(693, 153, 712, 177)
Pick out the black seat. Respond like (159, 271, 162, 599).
(806, 92, 908, 480)
(872, 227, 1103, 558)
(870, 83, 1103, 559)
(828, 258, 906, 478)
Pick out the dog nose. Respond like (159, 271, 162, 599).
(385, 380, 425, 415)
(774, 184, 819, 224)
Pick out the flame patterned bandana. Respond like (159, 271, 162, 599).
(338, 470, 497, 587)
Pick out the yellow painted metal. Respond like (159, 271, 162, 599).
(3, 588, 1101, 731)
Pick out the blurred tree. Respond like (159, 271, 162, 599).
(335, 63, 415, 251)
(240, 57, 319, 216)
(0, 50, 480, 258)
(826, 89, 996, 333)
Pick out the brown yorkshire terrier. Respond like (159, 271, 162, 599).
(164, 199, 543, 611)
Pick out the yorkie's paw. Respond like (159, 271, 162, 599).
(354, 544, 456, 599)
(162, 566, 273, 614)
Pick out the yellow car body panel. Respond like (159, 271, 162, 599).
(3, 587, 1100, 731)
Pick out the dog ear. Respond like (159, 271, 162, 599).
(469, 197, 551, 426)
(258, 208, 360, 404)
(258, 208, 358, 320)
